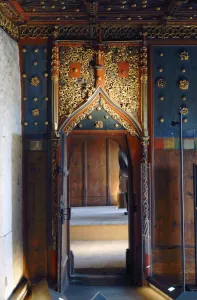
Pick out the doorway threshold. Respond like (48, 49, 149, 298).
(70, 272, 132, 286)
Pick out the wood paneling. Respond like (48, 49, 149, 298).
(109, 139, 120, 205)
(68, 134, 126, 207)
(25, 151, 47, 279)
(153, 149, 197, 284)
(69, 141, 83, 207)
(87, 136, 107, 206)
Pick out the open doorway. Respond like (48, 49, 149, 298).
(67, 132, 133, 277)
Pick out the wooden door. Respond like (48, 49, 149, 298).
(68, 134, 123, 207)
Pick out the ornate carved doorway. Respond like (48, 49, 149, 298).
(50, 39, 150, 292)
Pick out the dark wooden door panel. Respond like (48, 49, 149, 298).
(68, 134, 125, 207)
(87, 136, 107, 206)
(69, 142, 83, 207)
(109, 139, 120, 206)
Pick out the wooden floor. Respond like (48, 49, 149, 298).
(70, 206, 128, 272)
(64, 285, 166, 300)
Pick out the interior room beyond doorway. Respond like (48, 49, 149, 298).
(68, 133, 130, 276)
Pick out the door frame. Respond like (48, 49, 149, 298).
(52, 87, 149, 290)
(57, 130, 141, 289)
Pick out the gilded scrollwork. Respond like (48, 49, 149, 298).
(63, 99, 99, 135)
(100, 98, 137, 136)
(144, 25, 197, 40)
(0, 9, 19, 40)
(104, 46, 140, 118)
(59, 46, 95, 118)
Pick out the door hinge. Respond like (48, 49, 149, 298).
(60, 207, 71, 224)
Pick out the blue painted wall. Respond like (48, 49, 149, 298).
(152, 45, 197, 138)
(22, 44, 51, 137)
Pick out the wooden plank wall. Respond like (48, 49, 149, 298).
(68, 133, 122, 207)
(152, 149, 197, 284)
(24, 151, 48, 279)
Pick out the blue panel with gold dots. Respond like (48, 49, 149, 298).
(152, 45, 197, 138)
(22, 44, 51, 135)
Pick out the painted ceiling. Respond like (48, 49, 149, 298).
(1, 0, 197, 25)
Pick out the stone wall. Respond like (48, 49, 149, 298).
(0, 29, 23, 299)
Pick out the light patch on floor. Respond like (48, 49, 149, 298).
(70, 206, 128, 226)
(71, 240, 128, 269)
(64, 285, 166, 300)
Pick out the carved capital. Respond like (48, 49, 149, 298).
(51, 45, 60, 82)
(140, 44, 148, 83)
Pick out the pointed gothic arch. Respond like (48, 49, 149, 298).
(58, 87, 142, 136)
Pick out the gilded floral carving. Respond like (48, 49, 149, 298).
(31, 76, 40, 87)
(180, 51, 189, 61)
(59, 46, 95, 118)
(179, 79, 189, 90)
(32, 108, 40, 116)
(104, 46, 140, 118)
(156, 78, 166, 88)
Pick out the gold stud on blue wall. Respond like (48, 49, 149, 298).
(182, 107, 188, 115)
(182, 95, 187, 100)
(33, 97, 38, 102)
(22, 73, 27, 78)
(23, 97, 27, 101)
(45, 121, 48, 125)
(160, 96, 164, 100)
(179, 79, 189, 90)
(31, 76, 40, 86)
(159, 117, 164, 123)
(24, 122, 28, 126)
(156, 78, 166, 88)
(34, 61, 38, 66)
(44, 97, 48, 101)
(22, 48, 27, 53)
(180, 51, 189, 61)
(158, 68, 163, 72)
(88, 115, 92, 120)
(34, 48, 38, 53)
(160, 52, 164, 57)
(32, 109, 40, 116)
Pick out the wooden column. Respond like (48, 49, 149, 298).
(140, 36, 152, 280)
(51, 42, 60, 134)
(140, 37, 148, 136)
(51, 133, 60, 281)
